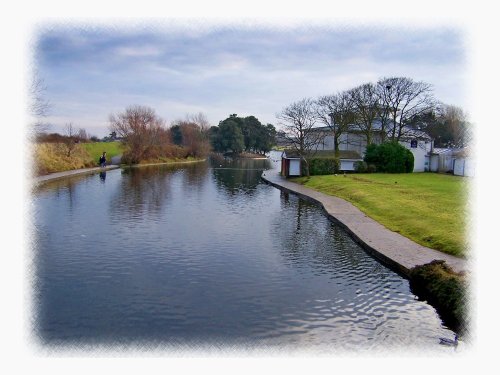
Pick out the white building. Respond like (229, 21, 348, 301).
(311, 121, 434, 172)
(428, 147, 474, 176)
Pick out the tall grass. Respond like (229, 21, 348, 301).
(33, 143, 95, 176)
(294, 173, 469, 257)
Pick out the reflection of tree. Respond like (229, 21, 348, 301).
(34, 174, 89, 211)
(179, 161, 210, 196)
(210, 156, 271, 196)
(109, 166, 173, 220)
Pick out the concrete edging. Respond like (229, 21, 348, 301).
(261, 171, 469, 278)
(34, 165, 120, 185)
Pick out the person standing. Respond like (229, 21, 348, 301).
(99, 151, 107, 168)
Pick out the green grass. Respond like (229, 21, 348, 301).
(82, 141, 124, 164)
(293, 173, 470, 257)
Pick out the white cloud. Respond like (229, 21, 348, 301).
(114, 45, 163, 58)
(36, 24, 467, 136)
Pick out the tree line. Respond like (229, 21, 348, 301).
(277, 76, 472, 174)
(109, 108, 277, 164)
(32, 100, 278, 165)
(209, 114, 277, 155)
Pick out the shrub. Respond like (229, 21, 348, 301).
(410, 260, 468, 334)
(354, 160, 368, 173)
(305, 157, 340, 175)
(364, 141, 414, 173)
(367, 164, 377, 173)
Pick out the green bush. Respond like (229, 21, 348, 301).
(364, 141, 414, 173)
(304, 157, 340, 175)
(354, 160, 368, 173)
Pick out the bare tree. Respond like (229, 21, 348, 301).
(374, 81, 392, 143)
(316, 91, 356, 155)
(277, 98, 323, 176)
(348, 83, 380, 145)
(109, 105, 169, 163)
(186, 112, 211, 132)
(63, 123, 77, 157)
(77, 128, 89, 142)
(378, 77, 435, 141)
(29, 72, 51, 136)
(440, 104, 472, 148)
(169, 119, 211, 157)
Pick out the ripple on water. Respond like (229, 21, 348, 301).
(33, 157, 457, 350)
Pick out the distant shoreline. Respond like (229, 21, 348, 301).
(34, 158, 207, 184)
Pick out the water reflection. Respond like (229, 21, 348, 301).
(109, 166, 173, 220)
(33, 155, 457, 350)
(277, 194, 368, 274)
(210, 155, 271, 196)
(179, 161, 210, 198)
(34, 174, 91, 213)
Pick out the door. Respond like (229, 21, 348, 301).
(289, 159, 301, 176)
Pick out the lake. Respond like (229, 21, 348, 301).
(32, 151, 456, 352)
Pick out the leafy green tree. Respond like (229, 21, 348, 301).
(209, 126, 223, 152)
(242, 115, 261, 151)
(213, 114, 276, 154)
(219, 120, 244, 153)
(260, 124, 277, 153)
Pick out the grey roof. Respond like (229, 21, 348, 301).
(311, 119, 432, 140)
(282, 149, 362, 160)
(431, 147, 454, 155)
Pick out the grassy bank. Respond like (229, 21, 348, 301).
(34, 141, 124, 176)
(293, 173, 469, 257)
(410, 260, 468, 334)
(82, 141, 124, 164)
(33, 143, 95, 175)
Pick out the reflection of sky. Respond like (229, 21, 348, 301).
(34, 24, 466, 136)
(33, 162, 455, 348)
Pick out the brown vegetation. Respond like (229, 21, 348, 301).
(110, 106, 211, 164)
(33, 143, 95, 176)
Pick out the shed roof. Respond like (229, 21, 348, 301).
(282, 149, 362, 160)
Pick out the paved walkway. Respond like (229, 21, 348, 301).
(34, 165, 120, 184)
(261, 171, 469, 277)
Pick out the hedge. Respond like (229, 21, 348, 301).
(303, 157, 340, 175)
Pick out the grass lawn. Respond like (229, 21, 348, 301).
(82, 141, 124, 164)
(293, 173, 470, 257)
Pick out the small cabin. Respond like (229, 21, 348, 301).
(281, 150, 302, 177)
(281, 149, 363, 177)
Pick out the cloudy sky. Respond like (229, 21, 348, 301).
(34, 22, 467, 137)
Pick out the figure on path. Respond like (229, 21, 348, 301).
(99, 151, 107, 168)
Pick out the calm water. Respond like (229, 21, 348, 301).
(32, 152, 456, 351)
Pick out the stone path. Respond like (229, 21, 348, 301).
(261, 171, 469, 277)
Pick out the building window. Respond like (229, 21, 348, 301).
(410, 139, 418, 148)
